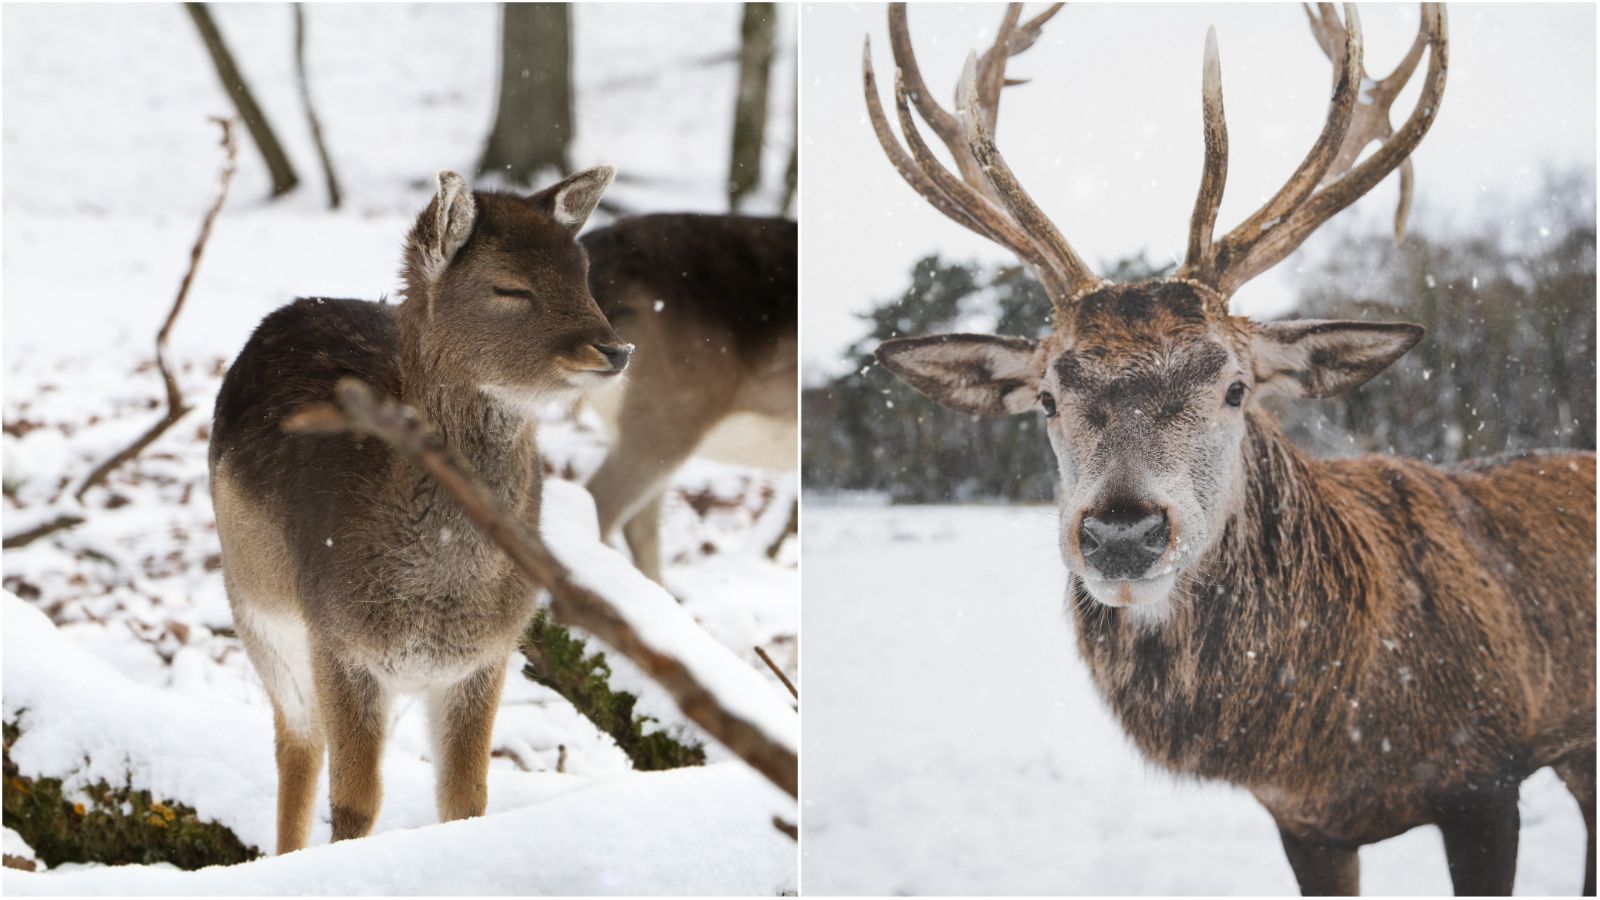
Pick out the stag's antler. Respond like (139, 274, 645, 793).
(1180, 3, 1448, 299)
(863, 2, 1101, 314)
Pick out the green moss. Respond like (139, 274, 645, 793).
(3, 719, 260, 869)
(521, 611, 705, 770)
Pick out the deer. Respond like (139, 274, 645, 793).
(864, 3, 1595, 895)
(208, 166, 629, 854)
(580, 214, 797, 584)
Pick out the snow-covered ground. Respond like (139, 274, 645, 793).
(3, 3, 796, 893)
(799, 504, 1589, 896)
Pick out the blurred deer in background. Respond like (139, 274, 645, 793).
(866, 3, 1595, 894)
(211, 167, 627, 853)
(581, 214, 797, 584)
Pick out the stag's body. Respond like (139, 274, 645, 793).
(210, 168, 625, 853)
(865, 3, 1595, 894)
(1076, 410, 1595, 887)
(582, 214, 797, 582)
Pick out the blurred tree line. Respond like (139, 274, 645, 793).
(187, 2, 794, 213)
(803, 171, 1596, 502)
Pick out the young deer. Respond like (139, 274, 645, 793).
(209, 167, 628, 854)
(866, 4, 1595, 895)
(581, 214, 797, 583)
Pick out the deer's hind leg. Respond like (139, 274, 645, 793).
(313, 645, 388, 842)
(427, 660, 507, 822)
(271, 703, 324, 854)
(1556, 749, 1597, 895)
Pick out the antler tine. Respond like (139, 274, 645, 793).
(1305, 2, 1433, 242)
(956, 52, 1101, 302)
(1183, 27, 1229, 283)
(886, 4, 987, 193)
(1193, 3, 1363, 292)
(862, 36, 1073, 303)
(890, 69, 1073, 301)
(1198, 3, 1446, 298)
(973, 4, 1063, 134)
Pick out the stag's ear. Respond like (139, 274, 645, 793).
(876, 334, 1041, 417)
(1252, 320, 1424, 398)
(529, 165, 616, 233)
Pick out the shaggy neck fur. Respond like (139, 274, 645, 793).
(1072, 411, 1380, 787)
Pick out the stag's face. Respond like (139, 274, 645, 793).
(877, 279, 1421, 624)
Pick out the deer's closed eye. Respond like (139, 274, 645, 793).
(492, 286, 536, 302)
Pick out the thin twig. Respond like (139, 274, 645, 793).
(754, 645, 798, 701)
(772, 816, 798, 842)
(293, 6, 341, 210)
(4, 119, 238, 550)
(284, 379, 799, 799)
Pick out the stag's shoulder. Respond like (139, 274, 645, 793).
(210, 297, 400, 469)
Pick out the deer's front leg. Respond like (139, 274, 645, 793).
(1275, 823, 1361, 896)
(428, 660, 507, 822)
(1435, 787, 1521, 896)
(313, 647, 388, 841)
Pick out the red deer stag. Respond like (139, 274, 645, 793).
(865, 4, 1595, 895)
(210, 167, 628, 853)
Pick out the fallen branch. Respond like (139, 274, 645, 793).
(754, 645, 798, 701)
(4, 119, 238, 551)
(284, 379, 798, 799)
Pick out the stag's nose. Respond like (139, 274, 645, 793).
(1079, 507, 1169, 580)
(595, 343, 633, 372)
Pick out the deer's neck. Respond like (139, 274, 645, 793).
(1072, 412, 1374, 781)
(394, 311, 540, 520)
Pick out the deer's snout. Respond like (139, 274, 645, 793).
(1079, 505, 1169, 580)
(595, 342, 633, 373)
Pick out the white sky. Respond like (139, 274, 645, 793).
(799, 2, 1597, 380)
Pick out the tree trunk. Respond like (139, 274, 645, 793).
(728, 3, 776, 212)
(478, 3, 573, 186)
(293, 6, 341, 210)
(185, 3, 299, 198)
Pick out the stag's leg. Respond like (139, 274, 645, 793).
(620, 493, 665, 583)
(1435, 786, 1521, 896)
(271, 702, 325, 854)
(428, 660, 507, 822)
(314, 648, 387, 842)
(1555, 751, 1597, 896)
(1276, 826, 1361, 896)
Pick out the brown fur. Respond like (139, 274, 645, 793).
(581, 214, 797, 582)
(209, 169, 622, 852)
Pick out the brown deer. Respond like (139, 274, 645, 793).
(581, 214, 797, 583)
(208, 167, 628, 854)
(865, 4, 1595, 895)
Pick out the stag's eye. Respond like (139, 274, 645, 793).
(1039, 392, 1058, 418)
(1225, 381, 1246, 407)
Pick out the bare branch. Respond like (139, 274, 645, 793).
(4, 119, 238, 550)
(754, 645, 798, 700)
(286, 379, 799, 799)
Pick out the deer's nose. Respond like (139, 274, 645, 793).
(1079, 507, 1169, 580)
(595, 343, 633, 372)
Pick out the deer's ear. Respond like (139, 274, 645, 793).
(1252, 319, 1424, 398)
(877, 334, 1041, 417)
(405, 171, 478, 287)
(530, 165, 615, 233)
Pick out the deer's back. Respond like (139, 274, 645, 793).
(582, 213, 796, 367)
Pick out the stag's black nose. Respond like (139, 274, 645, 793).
(1079, 507, 1169, 580)
(596, 343, 633, 372)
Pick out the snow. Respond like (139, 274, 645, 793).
(800, 504, 1589, 895)
(3, 3, 796, 892)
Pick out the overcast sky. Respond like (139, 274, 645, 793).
(799, 3, 1596, 380)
